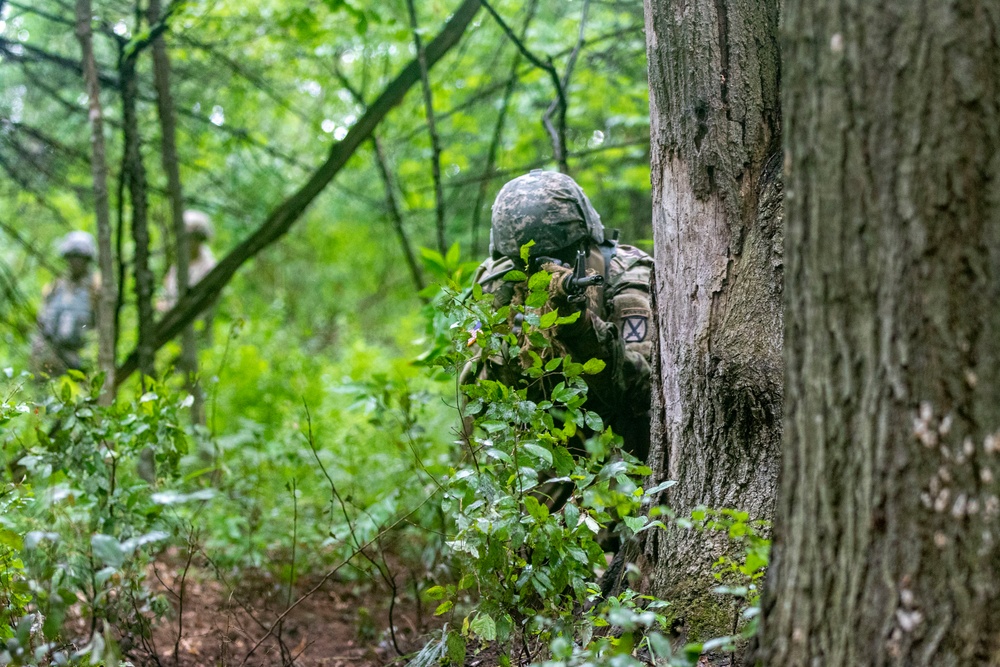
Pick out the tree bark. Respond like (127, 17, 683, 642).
(758, 1, 1000, 665)
(74, 0, 117, 404)
(121, 50, 155, 380)
(642, 0, 782, 640)
(114, 0, 482, 387)
(148, 0, 203, 421)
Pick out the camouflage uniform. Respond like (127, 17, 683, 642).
(469, 171, 653, 458)
(160, 210, 218, 310)
(31, 232, 99, 376)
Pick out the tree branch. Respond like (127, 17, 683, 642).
(333, 66, 426, 295)
(471, 0, 538, 254)
(0, 36, 120, 88)
(543, 0, 591, 176)
(479, 0, 568, 171)
(114, 0, 483, 386)
(406, 0, 448, 255)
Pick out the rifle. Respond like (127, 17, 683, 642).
(530, 249, 604, 305)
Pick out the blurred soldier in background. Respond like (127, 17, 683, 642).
(468, 169, 654, 461)
(157, 209, 218, 428)
(160, 209, 217, 311)
(31, 231, 100, 377)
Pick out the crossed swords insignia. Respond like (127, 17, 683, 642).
(623, 316, 647, 343)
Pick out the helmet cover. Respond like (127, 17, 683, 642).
(489, 170, 604, 259)
(58, 231, 97, 259)
(183, 210, 214, 240)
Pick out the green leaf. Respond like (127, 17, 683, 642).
(563, 503, 580, 530)
(644, 480, 677, 496)
(526, 290, 549, 308)
(522, 443, 553, 466)
(544, 357, 562, 372)
(582, 358, 607, 374)
(424, 585, 446, 600)
(91, 534, 124, 569)
(584, 411, 603, 431)
(523, 495, 549, 521)
(528, 271, 552, 291)
(539, 310, 559, 328)
(435, 600, 454, 616)
(555, 311, 581, 325)
(503, 270, 527, 282)
(445, 241, 461, 267)
(520, 240, 536, 264)
(622, 515, 648, 534)
(470, 613, 497, 641)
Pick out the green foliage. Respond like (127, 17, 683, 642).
(0, 377, 207, 664)
(417, 270, 663, 658)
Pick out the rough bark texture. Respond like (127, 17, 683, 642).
(643, 0, 782, 640)
(74, 0, 116, 404)
(148, 0, 202, 422)
(121, 52, 155, 379)
(758, 1, 1000, 665)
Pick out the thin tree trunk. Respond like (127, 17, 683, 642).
(371, 137, 426, 294)
(406, 0, 448, 256)
(74, 0, 117, 404)
(331, 67, 426, 294)
(115, 0, 482, 387)
(120, 50, 155, 380)
(642, 0, 782, 642)
(148, 0, 202, 421)
(479, 0, 568, 173)
(758, 1, 1000, 665)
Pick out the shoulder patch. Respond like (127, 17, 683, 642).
(622, 314, 648, 343)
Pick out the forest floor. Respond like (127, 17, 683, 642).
(124, 551, 434, 667)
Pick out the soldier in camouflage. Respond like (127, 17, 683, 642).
(160, 210, 217, 310)
(469, 170, 653, 459)
(31, 231, 100, 377)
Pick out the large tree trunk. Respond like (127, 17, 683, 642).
(642, 0, 782, 640)
(758, 1, 1000, 665)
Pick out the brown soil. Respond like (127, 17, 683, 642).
(131, 555, 435, 667)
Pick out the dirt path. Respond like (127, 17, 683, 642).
(137, 558, 432, 667)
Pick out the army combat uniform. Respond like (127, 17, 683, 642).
(31, 232, 100, 377)
(467, 170, 654, 459)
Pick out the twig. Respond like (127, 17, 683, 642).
(478, 0, 568, 171)
(173, 527, 197, 667)
(276, 479, 298, 665)
(238, 490, 441, 665)
(470, 0, 539, 254)
(542, 0, 592, 177)
(331, 66, 426, 295)
(406, 0, 448, 255)
(301, 401, 404, 654)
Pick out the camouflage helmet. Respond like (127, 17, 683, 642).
(58, 231, 97, 259)
(489, 170, 604, 259)
(183, 210, 214, 240)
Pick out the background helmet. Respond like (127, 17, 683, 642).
(489, 170, 604, 259)
(183, 210, 214, 241)
(57, 231, 97, 259)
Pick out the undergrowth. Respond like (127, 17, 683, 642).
(0, 247, 769, 666)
